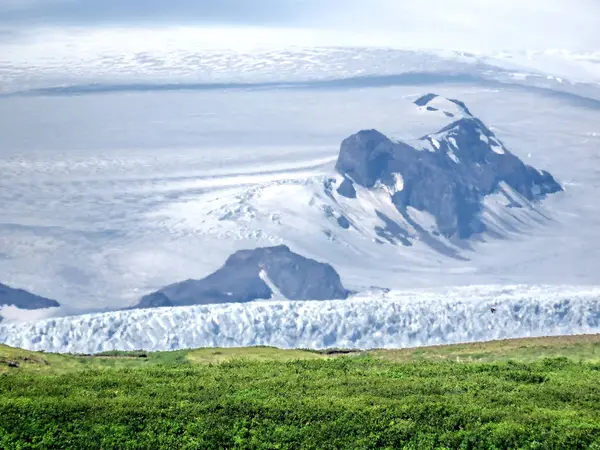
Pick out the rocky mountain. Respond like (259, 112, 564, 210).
(133, 245, 350, 309)
(0, 283, 60, 310)
(0, 283, 60, 321)
(334, 93, 562, 239)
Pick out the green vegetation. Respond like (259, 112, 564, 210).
(1, 336, 600, 449)
(370, 334, 600, 364)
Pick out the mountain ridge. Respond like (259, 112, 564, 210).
(334, 93, 562, 239)
(132, 245, 350, 310)
(0, 283, 60, 322)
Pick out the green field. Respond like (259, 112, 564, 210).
(1, 335, 600, 449)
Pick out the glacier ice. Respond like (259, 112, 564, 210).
(2, 51, 600, 314)
(1, 285, 599, 354)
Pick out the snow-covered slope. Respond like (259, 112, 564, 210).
(1, 21, 600, 319)
(2, 83, 599, 312)
(183, 93, 562, 272)
(2, 285, 599, 354)
(106, 93, 562, 314)
(2, 29, 599, 96)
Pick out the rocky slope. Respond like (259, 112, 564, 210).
(134, 245, 349, 309)
(335, 93, 562, 239)
(0, 283, 60, 322)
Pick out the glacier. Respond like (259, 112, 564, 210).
(2, 17, 600, 352)
(1, 285, 600, 354)
(2, 84, 600, 313)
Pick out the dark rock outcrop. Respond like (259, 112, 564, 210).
(335, 94, 562, 239)
(336, 177, 357, 198)
(134, 245, 350, 309)
(0, 283, 60, 322)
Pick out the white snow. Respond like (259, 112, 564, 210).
(394, 173, 404, 192)
(1, 285, 599, 354)
(2, 84, 600, 312)
(490, 144, 505, 155)
(2, 21, 600, 354)
(376, 173, 405, 196)
(424, 96, 471, 119)
(2, 41, 596, 101)
(481, 186, 544, 237)
(489, 138, 506, 154)
(447, 151, 460, 164)
(405, 207, 439, 233)
(478, 130, 506, 154)
(259, 269, 284, 300)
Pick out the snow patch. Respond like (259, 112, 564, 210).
(420, 96, 471, 119)
(489, 137, 506, 154)
(258, 269, 284, 300)
(447, 150, 460, 164)
(490, 144, 505, 155)
(393, 173, 404, 192)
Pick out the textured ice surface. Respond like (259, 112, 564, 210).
(2, 29, 599, 96)
(1, 285, 599, 354)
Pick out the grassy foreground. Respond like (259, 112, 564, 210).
(1, 336, 600, 449)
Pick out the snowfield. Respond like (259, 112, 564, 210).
(2, 84, 600, 313)
(1, 24, 600, 349)
(2, 285, 600, 354)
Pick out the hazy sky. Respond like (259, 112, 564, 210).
(0, 0, 598, 51)
(0, 0, 312, 26)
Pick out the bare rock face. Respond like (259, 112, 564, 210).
(0, 283, 60, 322)
(0, 283, 60, 310)
(335, 94, 562, 239)
(134, 245, 350, 309)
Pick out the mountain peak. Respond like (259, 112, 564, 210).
(134, 245, 349, 310)
(334, 95, 562, 240)
(0, 283, 60, 323)
(0, 283, 60, 310)
(414, 93, 473, 119)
